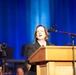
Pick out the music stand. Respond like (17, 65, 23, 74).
(0, 44, 14, 74)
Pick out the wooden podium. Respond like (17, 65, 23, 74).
(29, 46, 76, 75)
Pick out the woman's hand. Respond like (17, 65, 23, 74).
(26, 64, 31, 71)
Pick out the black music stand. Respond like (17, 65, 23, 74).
(0, 43, 14, 75)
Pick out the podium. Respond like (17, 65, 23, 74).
(29, 46, 76, 75)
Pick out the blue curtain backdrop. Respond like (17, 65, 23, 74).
(0, 0, 76, 59)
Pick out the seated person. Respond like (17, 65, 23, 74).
(16, 65, 27, 75)
(0, 65, 2, 75)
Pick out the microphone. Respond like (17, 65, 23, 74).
(48, 25, 57, 32)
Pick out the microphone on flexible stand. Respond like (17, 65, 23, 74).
(48, 25, 76, 75)
(48, 25, 57, 32)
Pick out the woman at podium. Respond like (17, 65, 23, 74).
(24, 25, 54, 75)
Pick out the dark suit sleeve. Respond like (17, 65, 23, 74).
(21, 44, 35, 58)
(21, 45, 28, 57)
(27, 44, 35, 58)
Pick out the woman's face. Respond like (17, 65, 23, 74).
(36, 26, 46, 40)
(16, 68, 24, 75)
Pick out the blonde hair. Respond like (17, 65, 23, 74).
(34, 25, 49, 41)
